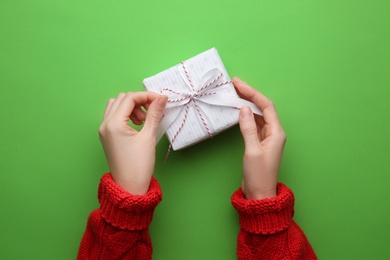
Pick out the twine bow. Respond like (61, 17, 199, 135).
(156, 62, 262, 162)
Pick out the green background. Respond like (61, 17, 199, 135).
(1, 0, 389, 259)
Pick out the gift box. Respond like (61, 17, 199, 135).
(143, 48, 261, 151)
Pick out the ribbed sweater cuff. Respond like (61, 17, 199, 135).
(98, 173, 162, 231)
(231, 183, 294, 235)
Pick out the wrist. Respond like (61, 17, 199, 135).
(244, 190, 277, 200)
(112, 174, 152, 195)
(242, 182, 277, 200)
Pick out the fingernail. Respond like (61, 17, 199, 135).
(241, 106, 252, 118)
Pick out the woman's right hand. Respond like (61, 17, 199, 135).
(233, 77, 286, 200)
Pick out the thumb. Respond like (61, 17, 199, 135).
(239, 106, 260, 149)
(142, 95, 168, 137)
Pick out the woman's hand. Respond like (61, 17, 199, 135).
(233, 77, 286, 200)
(98, 92, 168, 195)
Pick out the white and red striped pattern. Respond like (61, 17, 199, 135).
(193, 100, 213, 138)
(181, 61, 195, 92)
(162, 61, 231, 162)
(197, 73, 223, 93)
(164, 103, 190, 163)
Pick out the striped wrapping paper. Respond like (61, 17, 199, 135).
(143, 48, 240, 151)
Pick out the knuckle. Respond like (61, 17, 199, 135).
(117, 92, 126, 99)
(267, 100, 275, 108)
(243, 125, 257, 136)
(98, 125, 105, 137)
(99, 121, 121, 137)
(240, 118, 258, 136)
(276, 129, 286, 144)
(244, 148, 263, 160)
(281, 131, 287, 143)
(105, 123, 119, 134)
(148, 110, 163, 123)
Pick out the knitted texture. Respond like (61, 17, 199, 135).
(77, 173, 162, 260)
(98, 173, 162, 230)
(231, 183, 294, 234)
(231, 183, 317, 259)
(78, 176, 316, 259)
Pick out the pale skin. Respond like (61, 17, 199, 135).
(98, 77, 286, 199)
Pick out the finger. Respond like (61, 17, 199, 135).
(113, 92, 161, 122)
(130, 114, 143, 125)
(105, 93, 126, 120)
(233, 77, 282, 130)
(143, 103, 150, 110)
(103, 98, 115, 121)
(233, 77, 270, 109)
(132, 107, 146, 122)
(142, 95, 168, 137)
(239, 106, 261, 151)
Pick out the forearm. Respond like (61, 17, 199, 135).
(77, 174, 162, 260)
(232, 183, 316, 260)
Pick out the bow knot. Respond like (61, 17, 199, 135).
(156, 61, 263, 163)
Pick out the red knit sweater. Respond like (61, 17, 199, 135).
(77, 174, 316, 259)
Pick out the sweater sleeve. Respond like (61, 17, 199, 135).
(77, 173, 162, 260)
(231, 183, 317, 260)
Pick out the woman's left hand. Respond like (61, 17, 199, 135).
(98, 92, 168, 195)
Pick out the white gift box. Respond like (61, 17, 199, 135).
(143, 48, 261, 151)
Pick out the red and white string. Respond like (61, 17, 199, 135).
(161, 62, 232, 163)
